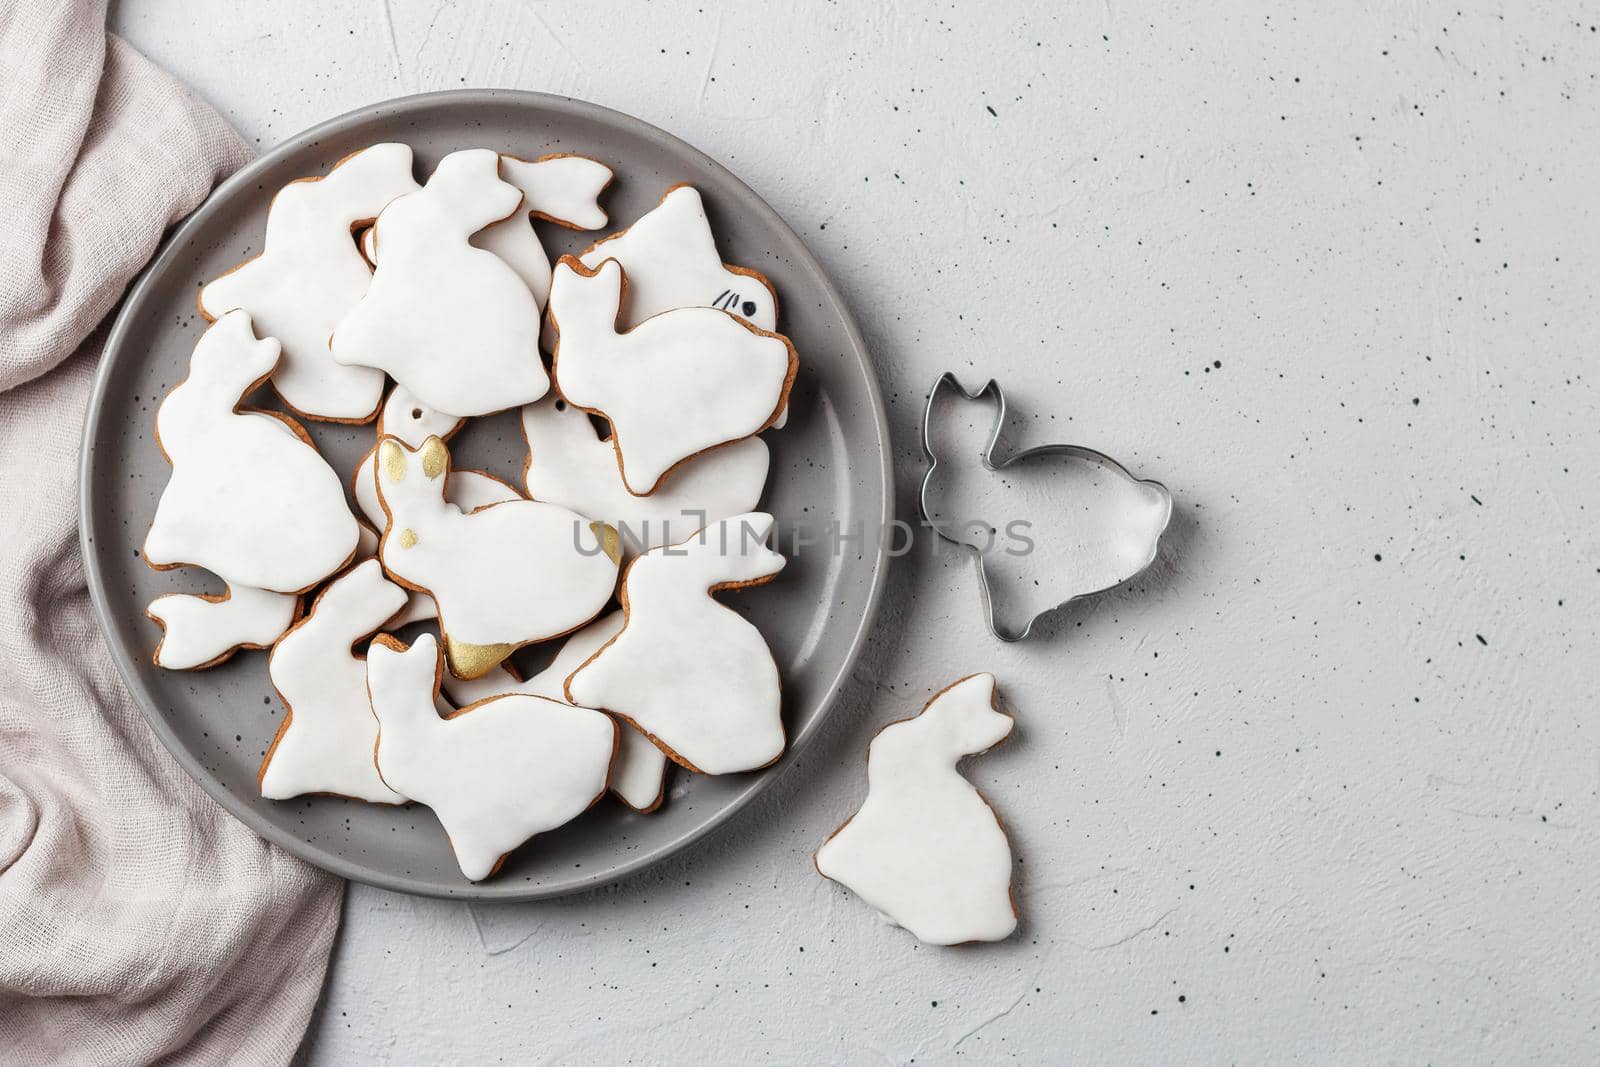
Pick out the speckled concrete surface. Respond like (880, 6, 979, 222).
(113, 1, 1600, 1061)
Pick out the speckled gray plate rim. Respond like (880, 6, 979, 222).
(78, 89, 892, 901)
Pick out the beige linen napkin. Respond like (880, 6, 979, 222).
(0, 2, 344, 1062)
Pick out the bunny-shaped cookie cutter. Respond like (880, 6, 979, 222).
(918, 372, 1173, 641)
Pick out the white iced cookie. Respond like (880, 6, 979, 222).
(356, 456, 522, 628)
(352, 385, 515, 529)
(576, 183, 776, 330)
(548, 257, 796, 495)
(331, 148, 548, 417)
(565, 512, 785, 775)
(367, 632, 617, 881)
(474, 153, 612, 312)
(814, 674, 1017, 946)
(199, 143, 418, 422)
(375, 435, 620, 679)
(144, 311, 360, 593)
(259, 560, 409, 805)
(146, 582, 300, 670)
(566, 183, 787, 425)
(441, 610, 668, 813)
(520, 394, 769, 558)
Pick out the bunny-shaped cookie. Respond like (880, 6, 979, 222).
(198, 142, 419, 422)
(332, 149, 548, 417)
(144, 310, 359, 593)
(520, 393, 769, 558)
(547, 257, 796, 495)
(815, 673, 1017, 945)
(374, 435, 619, 679)
(564, 512, 786, 775)
(367, 632, 617, 881)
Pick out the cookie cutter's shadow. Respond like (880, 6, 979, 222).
(919, 373, 1174, 642)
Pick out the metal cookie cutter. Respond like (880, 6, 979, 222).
(918, 372, 1173, 641)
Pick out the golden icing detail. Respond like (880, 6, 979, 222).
(379, 439, 407, 482)
(397, 528, 418, 549)
(420, 436, 448, 480)
(590, 521, 622, 565)
(445, 636, 516, 679)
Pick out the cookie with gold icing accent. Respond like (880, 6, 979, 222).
(440, 610, 668, 813)
(375, 435, 619, 678)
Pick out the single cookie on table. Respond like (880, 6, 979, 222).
(143, 310, 360, 594)
(565, 512, 786, 775)
(199, 142, 419, 422)
(814, 674, 1018, 946)
(548, 257, 796, 495)
(520, 394, 769, 558)
(259, 559, 409, 805)
(332, 148, 548, 418)
(375, 435, 620, 679)
(441, 610, 668, 814)
(561, 183, 788, 425)
(367, 631, 617, 881)
(146, 580, 300, 670)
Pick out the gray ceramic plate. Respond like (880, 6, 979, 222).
(79, 90, 891, 900)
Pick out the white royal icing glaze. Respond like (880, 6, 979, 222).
(331, 149, 549, 417)
(348, 386, 519, 625)
(367, 632, 617, 881)
(568, 183, 787, 426)
(199, 143, 418, 421)
(147, 581, 299, 670)
(440, 611, 668, 813)
(814, 674, 1017, 946)
(260, 559, 408, 805)
(565, 512, 785, 775)
(520, 394, 770, 558)
(474, 153, 612, 313)
(144, 311, 360, 593)
(375, 435, 619, 677)
(548, 258, 795, 495)
(576, 184, 775, 330)
(355, 453, 523, 628)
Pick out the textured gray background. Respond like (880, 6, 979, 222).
(112, 1, 1600, 1061)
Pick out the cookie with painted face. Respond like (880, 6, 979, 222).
(565, 512, 786, 775)
(331, 149, 548, 417)
(440, 610, 668, 813)
(560, 183, 788, 425)
(548, 257, 796, 495)
(375, 435, 620, 679)
(520, 394, 769, 558)
(367, 631, 617, 881)
(143, 310, 360, 593)
(199, 142, 418, 422)
(259, 559, 409, 804)
(814, 674, 1017, 946)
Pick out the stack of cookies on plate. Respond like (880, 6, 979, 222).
(141, 143, 796, 881)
